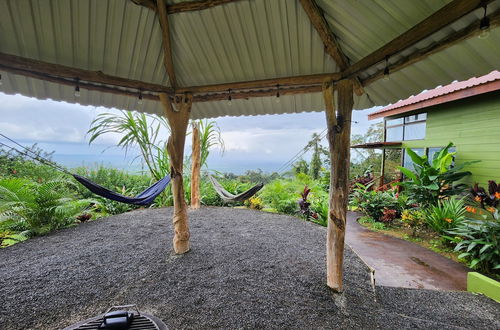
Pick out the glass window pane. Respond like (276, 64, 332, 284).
(405, 112, 427, 123)
(386, 126, 403, 142)
(427, 148, 441, 164)
(403, 148, 425, 172)
(386, 118, 403, 126)
(404, 122, 426, 140)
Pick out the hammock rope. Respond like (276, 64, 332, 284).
(208, 175, 263, 203)
(0, 133, 170, 206)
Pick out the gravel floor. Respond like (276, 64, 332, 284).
(0, 207, 498, 329)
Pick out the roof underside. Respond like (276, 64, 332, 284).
(1, 0, 499, 119)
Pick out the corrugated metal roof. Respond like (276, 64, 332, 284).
(369, 70, 500, 118)
(0, 0, 499, 119)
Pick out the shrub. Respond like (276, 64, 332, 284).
(245, 196, 264, 210)
(401, 209, 426, 236)
(350, 183, 398, 221)
(309, 196, 329, 227)
(380, 208, 398, 223)
(469, 180, 500, 220)
(397, 143, 474, 207)
(0, 177, 95, 236)
(445, 219, 500, 274)
(259, 179, 301, 214)
(424, 198, 466, 234)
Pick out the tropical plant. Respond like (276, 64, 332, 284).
(401, 209, 426, 237)
(244, 195, 264, 210)
(424, 197, 466, 234)
(309, 196, 329, 227)
(397, 143, 474, 207)
(197, 120, 224, 167)
(0, 177, 95, 236)
(469, 180, 500, 220)
(349, 183, 399, 221)
(88, 110, 171, 181)
(445, 219, 500, 274)
(298, 186, 312, 218)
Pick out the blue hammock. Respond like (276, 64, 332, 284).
(73, 174, 171, 206)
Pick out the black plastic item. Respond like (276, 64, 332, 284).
(98, 310, 134, 330)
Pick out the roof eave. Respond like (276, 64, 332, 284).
(368, 79, 500, 120)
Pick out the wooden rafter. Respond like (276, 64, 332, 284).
(363, 9, 500, 86)
(0, 52, 173, 94)
(156, 0, 177, 88)
(342, 0, 493, 79)
(132, 0, 243, 14)
(298, 0, 363, 96)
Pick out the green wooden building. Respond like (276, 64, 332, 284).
(367, 70, 500, 187)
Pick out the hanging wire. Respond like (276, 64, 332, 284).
(0, 133, 71, 175)
(276, 128, 327, 174)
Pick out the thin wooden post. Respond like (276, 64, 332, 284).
(159, 93, 191, 254)
(190, 121, 201, 209)
(323, 79, 354, 291)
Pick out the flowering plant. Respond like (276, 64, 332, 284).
(468, 180, 500, 220)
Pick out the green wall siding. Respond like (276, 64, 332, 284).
(400, 91, 500, 187)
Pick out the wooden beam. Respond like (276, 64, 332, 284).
(193, 85, 322, 102)
(132, 0, 243, 14)
(190, 122, 201, 210)
(298, 0, 364, 95)
(157, 0, 177, 88)
(0, 64, 160, 101)
(0, 52, 173, 94)
(160, 93, 191, 254)
(323, 79, 353, 292)
(342, 0, 492, 78)
(0, 65, 322, 103)
(177, 72, 341, 94)
(131, 0, 156, 11)
(363, 9, 500, 86)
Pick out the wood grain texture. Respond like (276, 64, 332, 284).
(364, 9, 500, 87)
(132, 0, 242, 14)
(160, 93, 191, 254)
(190, 122, 201, 209)
(343, 0, 491, 78)
(324, 79, 353, 291)
(0, 52, 173, 93)
(157, 0, 177, 88)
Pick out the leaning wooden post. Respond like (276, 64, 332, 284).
(323, 79, 354, 291)
(190, 121, 201, 209)
(159, 93, 191, 254)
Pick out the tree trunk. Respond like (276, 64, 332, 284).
(190, 122, 201, 209)
(160, 93, 191, 254)
(323, 79, 354, 292)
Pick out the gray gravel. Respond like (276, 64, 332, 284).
(0, 207, 498, 329)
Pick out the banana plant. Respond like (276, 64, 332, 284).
(397, 143, 476, 207)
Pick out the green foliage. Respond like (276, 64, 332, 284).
(88, 110, 171, 181)
(401, 209, 426, 237)
(445, 219, 500, 274)
(259, 179, 301, 214)
(349, 183, 399, 221)
(397, 143, 474, 207)
(292, 159, 309, 175)
(309, 195, 328, 227)
(0, 177, 94, 237)
(0, 145, 61, 181)
(197, 120, 224, 167)
(424, 197, 466, 234)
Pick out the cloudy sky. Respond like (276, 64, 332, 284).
(0, 92, 381, 174)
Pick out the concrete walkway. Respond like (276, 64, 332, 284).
(345, 212, 469, 291)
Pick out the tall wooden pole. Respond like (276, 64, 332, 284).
(160, 93, 191, 254)
(323, 79, 354, 291)
(190, 121, 201, 209)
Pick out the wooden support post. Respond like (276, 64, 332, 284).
(380, 149, 386, 187)
(190, 121, 201, 209)
(159, 93, 191, 254)
(323, 79, 353, 292)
